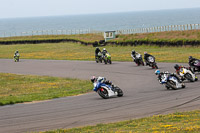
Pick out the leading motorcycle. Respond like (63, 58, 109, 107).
(93, 82, 123, 99)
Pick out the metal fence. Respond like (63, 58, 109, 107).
(116, 24, 200, 34)
(1, 24, 200, 37)
(0, 29, 92, 37)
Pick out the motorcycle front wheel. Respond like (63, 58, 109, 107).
(167, 80, 177, 90)
(97, 88, 109, 99)
(184, 73, 194, 82)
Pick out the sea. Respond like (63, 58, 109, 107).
(0, 8, 200, 37)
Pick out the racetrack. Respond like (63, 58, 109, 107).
(0, 59, 200, 133)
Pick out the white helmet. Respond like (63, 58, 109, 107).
(103, 48, 106, 51)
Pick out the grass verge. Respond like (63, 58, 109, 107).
(42, 110, 200, 133)
(0, 42, 200, 63)
(0, 73, 93, 106)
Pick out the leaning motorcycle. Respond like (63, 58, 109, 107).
(133, 54, 144, 66)
(95, 52, 102, 63)
(189, 58, 200, 73)
(146, 56, 158, 69)
(157, 72, 185, 90)
(177, 67, 198, 82)
(93, 82, 123, 99)
(103, 53, 112, 64)
(14, 54, 20, 62)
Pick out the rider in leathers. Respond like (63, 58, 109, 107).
(131, 50, 142, 65)
(95, 47, 101, 59)
(91, 76, 113, 92)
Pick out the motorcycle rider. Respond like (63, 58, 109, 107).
(174, 64, 183, 74)
(131, 50, 141, 65)
(14, 50, 20, 57)
(189, 56, 198, 66)
(91, 76, 114, 92)
(174, 64, 186, 80)
(155, 69, 182, 84)
(144, 52, 154, 66)
(102, 48, 108, 57)
(95, 47, 101, 59)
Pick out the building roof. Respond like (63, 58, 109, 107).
(104, 31, 116, 33)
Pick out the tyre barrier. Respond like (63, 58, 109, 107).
(0, 39, 199, 47)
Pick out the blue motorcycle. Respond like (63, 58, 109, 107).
(157, 72, 185, 90)
(93, 82, 123, 99)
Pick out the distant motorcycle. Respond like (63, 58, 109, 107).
(93, 82, 123, 99)
(176, 67, 198, 82)
(189, 57, 200, 73)
(103, 53, 112, 64)
(14, 54, 20, 62)
(132, 54, 144, 66)
(156, 71, 185, 90)
(95, 52, 102, 63)
(146, 56, 158, 69)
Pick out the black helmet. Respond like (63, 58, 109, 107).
(132, 50, 135, 55)
(96, 47, 99, 50)
(189, 56, 193, 60)
(91, 76, 96, 83)
(174, 64, 179, 70)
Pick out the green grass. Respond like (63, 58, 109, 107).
(42, 110, 200, 133)
(0, 73, 93, 106)
(0, 42, 200, 63)
(114, 30, 200, 42)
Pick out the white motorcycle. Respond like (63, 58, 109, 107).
(157, 72, 185, 90)
(178, 67, 198, 82)
(93, 82, 123, 99)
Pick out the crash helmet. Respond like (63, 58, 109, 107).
(15, 50, 18, 53)
(174, 64, 179, 70)
(96, 47, 99, 50)
(155, 69, 160, 75)
(189, 56, 193, 60)
(132, 50, 135, 55)
(90, 76, 96, 83)
(144, 51, 147, 55)
(103, 48, 106, 51)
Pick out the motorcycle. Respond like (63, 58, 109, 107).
(95, 52, 102, 63)
(14, 54, 20, 62)
(93, 82, 123, 99)
(146, 56, 158, 69)
(176, 67, 198, 82)
(189, 58, 200, 73)
(103, 53, 112, 64)
(157, 72, 185, 90)
(132, 54, 144, 66)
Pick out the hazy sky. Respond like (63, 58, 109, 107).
(0, 0, 200, 18)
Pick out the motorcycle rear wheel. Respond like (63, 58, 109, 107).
(115, 87, 123, 97)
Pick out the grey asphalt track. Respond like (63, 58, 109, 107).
(0, 59, 200, 133)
